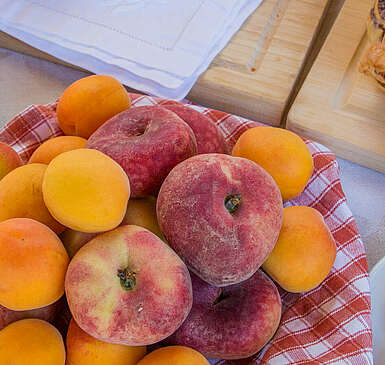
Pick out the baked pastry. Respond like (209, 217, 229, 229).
(367, 0, 385, 44)
(359, 39, 385, 91)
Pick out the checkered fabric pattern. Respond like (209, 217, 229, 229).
(0, 94, 373, 364)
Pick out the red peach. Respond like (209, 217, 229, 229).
(166, 270, 281, 360)
(157, 153, 283, 287)
(163, 105, 227, 154)
(65, 225, 192, 346)
(86, 106, 197, 197)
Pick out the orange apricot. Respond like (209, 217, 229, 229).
(0, 142, 22, 180)
(0, 319, 65, 365)
(0, 163, 64, 234)
(137, 346, 209, 365)
(43, 149, 130, 233)
(29, 136, 87, 164)
(262, 206, 337, 293)
(232, 127, 313, 201)
(0, 218, 69, 310)
(57, 75, 130, 138)
(66, 319, 146, 365)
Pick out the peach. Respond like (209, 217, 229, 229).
(65, 225, 192, 346)
(137, 346, 209, 365)
(262, 206, 337, 293)
(0, 319, 65, 365)
(232, 127, 313, 201)
(86, 106, 197, 197)
(0, 142, 22, 180)
(0, 163, 64, 234)
(0, 301, 59, 331)
(157, 153, 283, 287)
(0, 218, 69, 310)
(43, 149, 130, 233)
(66, 318, 146, 365)
(29, 136, 87, 164)
(57, 75, 131, 138)
(167, 271, 281, 360)
(164, 105, 227, 154)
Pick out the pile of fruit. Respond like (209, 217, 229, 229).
(0, 75, 337, 364)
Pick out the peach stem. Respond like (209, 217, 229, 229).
(224, 194, 242, 214)
(117, 267, 136, 291)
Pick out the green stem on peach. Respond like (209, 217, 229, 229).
(117, 267, 136, 291)
(225, 194, 242, 214)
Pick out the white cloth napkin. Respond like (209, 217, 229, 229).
(0, 0, 263, 99)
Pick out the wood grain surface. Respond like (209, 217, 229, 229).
(288, 0, 385, 173)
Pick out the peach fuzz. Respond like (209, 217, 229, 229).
(157, 153, 283, 287)
(57, 75, 130, 138)
(66, 319, 146, 365)
(0, 319, 65, 365)
(0, 218, 69, 310)
(65, 225, 192, 346)
(43, 149, 130, 233)
(0, 142, 22, 180)
(262, 206, 337, 293)
(232, 127, 313, 201)
(0, 163, 64, 234)
(137, 346, 209, 365)
(29, 136, 87, 164)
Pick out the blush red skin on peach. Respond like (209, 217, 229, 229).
(86, 106, 197, 197)
(65, 225, 193, 346)
(157, 153, 283, 287)
(166, 270, 282, 360)
(0, 142, 22, 180)
(163, 105, 227, 154)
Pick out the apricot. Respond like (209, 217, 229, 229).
(0, 163, 64, 234)
(262, 206, 337, 293)
(0, 142, 22, 180)
(137, 346, 209, 365)
(57, 75, 131, 138)
(43, 149, 130, 233)
(0, 319, 65, 365)
(232, 127, 313, 201)
(29, 136, 87, 164)
(60, 229, 98, 258)
(122, 197, 164, 240)
(61, 197, 164, 258)
(0, 218, 69, 310)
(66, 319, 146, 365)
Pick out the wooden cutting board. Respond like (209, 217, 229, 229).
(0, 0, 329, 126)
(287, 0, 385, 173)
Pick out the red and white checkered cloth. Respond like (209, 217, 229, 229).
(0, 94, 372, 364)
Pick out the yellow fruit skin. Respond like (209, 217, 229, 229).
(262, 206, 337, 293)
(0, 319, 65, 365)
(66, 319, 146, 365)
(42, 149, 130, 233)
(232, 127, 313, 201)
